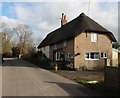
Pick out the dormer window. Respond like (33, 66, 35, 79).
(91, 33, 98, 42)
(54, 45, 57, 50)
(63, 41, 67, 47)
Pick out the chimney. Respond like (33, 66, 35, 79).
(61, 13, 67, 27)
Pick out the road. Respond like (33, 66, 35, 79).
(2, 58, 103, 96)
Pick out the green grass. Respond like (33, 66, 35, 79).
(78, 79, 119, 96)
(79, 79, 88, 84)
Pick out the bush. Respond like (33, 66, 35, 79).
(37, 58, 53, 70)
(59, 62, 74, 70)
(24, 56, 54, 70)
(3, 52, 12, 58)
(79, 66, 87, 71)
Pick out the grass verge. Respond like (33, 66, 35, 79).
(78, 79, 119, 96)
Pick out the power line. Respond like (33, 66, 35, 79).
(88, 0, 90, 15)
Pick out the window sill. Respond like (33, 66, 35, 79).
(101, 57, 107, 59)
(85, 59, 99, 60)
(56, 60, 63, 61)
(91, 41, 97, 43)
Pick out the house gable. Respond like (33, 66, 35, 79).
(74, 32, 112, 69)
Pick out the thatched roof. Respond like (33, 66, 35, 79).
(38, 13, 117, 48)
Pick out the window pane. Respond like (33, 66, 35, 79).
(68, 53, 71, 60)
(104, 53, 107, 57)
(90, 53, 94, 59)
(57, 53, 59, 60)
(91, 33, 97, 42)
(91, 33, 94, 42)
(101, 52, 107, 58)
(56, 52, 62, 60)
(56, 52, 58, 60)
(59, 53, 61, 60)
(101, 53, 103, 57)
(60, 53, 63, 60)
(94, 53, 99, 59)
(85, 53, 89, 59)
(94, 33, 97, 42)
(66, 53, 71, 61)
(85, 52, 99, 60)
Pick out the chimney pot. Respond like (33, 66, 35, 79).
(62, 13, 64, 19)
(64, 15, 66, 20)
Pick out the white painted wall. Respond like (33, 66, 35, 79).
(39, 46, 49, 58)
(112, 48, 120, 67)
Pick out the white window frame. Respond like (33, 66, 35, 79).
(65, 53, 71, 61)
(55, 52, 63, 61)
(101, 52, 107, 58)
(85, 52, 99, 60)
(91, 33, 98, 42)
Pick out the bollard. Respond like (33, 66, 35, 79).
(19, 54, 21, 58)
(55, 64, 58, 72)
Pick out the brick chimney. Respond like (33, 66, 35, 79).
(61, 13, 67, 27)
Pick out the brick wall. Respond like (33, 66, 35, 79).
(105, 66, 120, 90)
(74, 32, 112, 70)
(49, 39, 74, 68)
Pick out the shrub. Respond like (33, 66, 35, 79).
(3, 52, 12, 58)
(79, 66, 87, 70)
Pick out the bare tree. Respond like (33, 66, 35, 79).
(1, 22, 14, 56)
(13, 24, 33, 57)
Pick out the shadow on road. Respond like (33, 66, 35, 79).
(44, 81, 105, 96)
(2, 58, 38, 68)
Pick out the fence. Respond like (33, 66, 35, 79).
(104, 66, 120, 91)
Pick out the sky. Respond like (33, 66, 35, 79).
(0, 0, 119, 46)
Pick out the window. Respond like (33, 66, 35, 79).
(55, 52, 63, 61)
(54, 45, 57, 50)
(91, 33, 97, 42)
(101, 52, 107, 58)
(65, 53, 71, 61)
(85, 53, 89, 59)
(85, 52, 99, 60)
(63, 41, 67, 47)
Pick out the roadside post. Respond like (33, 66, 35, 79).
(55, 63, 58, 72)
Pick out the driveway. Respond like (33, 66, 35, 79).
(2, 58, 103, 96)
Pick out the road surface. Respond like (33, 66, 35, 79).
(2, 58, 103, 96)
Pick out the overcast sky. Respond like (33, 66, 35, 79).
(0, 0, 119, 46)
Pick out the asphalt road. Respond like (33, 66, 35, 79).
(2, 58, 103, 96)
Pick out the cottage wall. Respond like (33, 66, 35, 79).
(49, 39, 74, 66)
(74, 32, 112, 70)
(112, 49, 119, 67)
(39, 46, 50, 58)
